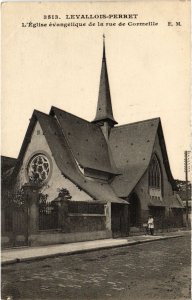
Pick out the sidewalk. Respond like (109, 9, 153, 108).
(1, 230, 189, 266)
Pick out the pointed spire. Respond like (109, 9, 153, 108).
(92, 35, 117, 126)
(102, 34, 106, 61)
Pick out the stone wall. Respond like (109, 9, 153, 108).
(29, 230, 112, 247)
(1, 187, 112, 248)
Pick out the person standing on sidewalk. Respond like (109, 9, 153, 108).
(148, 216, 154, 235)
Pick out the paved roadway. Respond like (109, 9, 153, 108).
(2, 233, 191, 300)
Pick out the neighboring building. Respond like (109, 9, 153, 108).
(182, 200, 192, 225)
(1, 40, 184, 247)
(1, 155, 17, 200)
(177, 188, 191, 225)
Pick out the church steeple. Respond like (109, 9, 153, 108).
(92, 35, 118, 133)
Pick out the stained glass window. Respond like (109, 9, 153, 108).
(149, 155, 161, 189)
(28, 154, 50, 183)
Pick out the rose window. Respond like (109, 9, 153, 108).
(28, 154, 50, 182)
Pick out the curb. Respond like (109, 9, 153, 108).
(1, 234, 182, 266)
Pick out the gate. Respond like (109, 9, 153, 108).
(129, 193, 141, 227)
(2, 191, 29, 248)
(111, 204, 129, 238)
(39, 194, 59, 230)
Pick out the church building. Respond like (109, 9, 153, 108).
(2, 39, 184, 247)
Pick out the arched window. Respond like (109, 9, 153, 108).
(149, 155, 161, 189)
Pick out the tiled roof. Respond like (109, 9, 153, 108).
(109, 118, 159, 197)
(149, 197, 167, 207)
(10, 108, 176, 206)
(30, 110, 126, 204)
(50, 106, 119, 175)
(167, 194, 184, 208)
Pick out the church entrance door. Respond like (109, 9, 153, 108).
(129, 193, 141, 227)
(111, 203, 129, 238)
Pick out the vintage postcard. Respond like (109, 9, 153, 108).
(1, 1, 191, 300)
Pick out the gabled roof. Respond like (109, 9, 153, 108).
(109, 118, 176, 197)
(12, 109, 126, 204)
(50, 106, 119, 175)
(10, 107, 176, 203)
(157, 120, 176, 190)
(109, 118, 159, 197)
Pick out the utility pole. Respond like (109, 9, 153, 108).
(184, 150, 190, 228)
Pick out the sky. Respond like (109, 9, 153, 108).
(2, 1, 190, 180)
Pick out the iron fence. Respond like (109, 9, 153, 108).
(68, 201, 105, 215)
(39, 201, 59, 230)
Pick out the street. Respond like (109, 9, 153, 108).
(2, 233, 191, 300)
